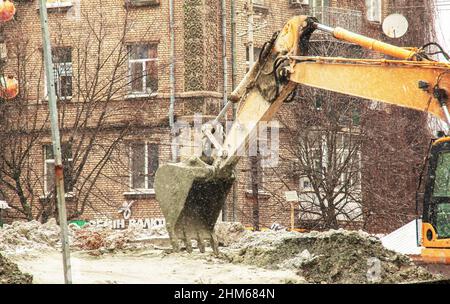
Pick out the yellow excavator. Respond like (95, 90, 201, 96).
(154, 16, 450, 263)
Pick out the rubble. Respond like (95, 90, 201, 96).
(72, 224, 168, 253)
(0, 218, 440, 284)
(0, 218, 169, 256)
(214, 222, 250, 247)
(224, 228, 438, 284)
(0, 253, 33, 284)
(0, 218, 63, 255)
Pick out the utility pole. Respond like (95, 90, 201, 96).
(38, 0, 72, 284)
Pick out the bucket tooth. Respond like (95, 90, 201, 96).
(155, 157, 234, 254)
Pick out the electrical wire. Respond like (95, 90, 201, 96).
(420, 42, 450, 61)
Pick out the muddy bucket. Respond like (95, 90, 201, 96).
(154, 157, 234, 254)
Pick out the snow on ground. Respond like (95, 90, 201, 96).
(10, 249, 302, 284)
(0, 220, 440, 284)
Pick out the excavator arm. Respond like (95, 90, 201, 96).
(154, 16, 450, 256)
(215, 17, 450, 172)
(290, 57, 450, 122)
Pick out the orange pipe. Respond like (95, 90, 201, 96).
(333, 27, 417, 60)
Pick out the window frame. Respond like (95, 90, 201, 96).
(43, 144, 74, 195)
(245, 46, 262, 72)
(336, 134, 362, 189)
(44, 47, 73, 101)
(309, 0, 329, 7)
(125, 0, 160, 7)
(43, 0, 74, 9)
(247, 155, 265, 190)
(127, 43, 159, 96)
(299, 133, 361, 192)
(129, 142, 159, 192)
(252, 0, 265, 5)
(365, 0, 382, 23)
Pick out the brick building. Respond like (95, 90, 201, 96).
(0, 0, 436, 233)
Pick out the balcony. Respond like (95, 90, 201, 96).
(303, 6, 363, 34)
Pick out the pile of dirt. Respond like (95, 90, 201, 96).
(71, 224, 168, 253)
(224, 229, 437, 283)
(0, 253, 33, 284)
(0, 218, 169, 255)
(214, 222, 250, 246)
(0, 219, 63, 255)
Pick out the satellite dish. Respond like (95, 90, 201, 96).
(382, 14, 409, 39)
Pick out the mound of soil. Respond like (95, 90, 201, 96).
(0, 219, 63, 255)
(0, 218, 168, 255)
(225, 229, 437, 284)
(0, 253, 33, 284)
(215, 222, 250, 246)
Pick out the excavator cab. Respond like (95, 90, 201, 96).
(421, 137, 450, 263)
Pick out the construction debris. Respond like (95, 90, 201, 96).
(0, 219, 441, 284)
(0, 219, 63, 255)
(0, 253, 33, 284)
(214, 222, 250, 247)
(223, 228, 438, 283)
(72, 224, 168, 253)
(0, 218, 169, 256)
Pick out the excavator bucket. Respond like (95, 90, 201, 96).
(154, 157, 234, 254)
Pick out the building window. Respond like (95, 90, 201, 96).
(246, 46, 262, 71)
(365, 0, 382, 23)
(252, 0, 268, 11)
(300, 176, 312, 190)
(44, 143, 73, 194)
(46, 47, 72, 99)
(247, 155, 265, 194)
(309, 0, 329, 7)
(252, 0, 265, 6)
(126, 0, 160, 7)
(128, 44, 158, 95)
(130, 143, 159, 191)
(308, 0, 330, 25)
(45, 0, 73, 9)
(299, 133, 361, 191)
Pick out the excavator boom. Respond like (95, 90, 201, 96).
(290, 57, 450, 122)
(154, 16, 450, 256)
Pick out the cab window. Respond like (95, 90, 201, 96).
(433, 152, 450, 197)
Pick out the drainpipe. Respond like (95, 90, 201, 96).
(231, 0, 237, 93)
(221, 0, 228, 221)
(221, 0, 227, 108)
(231, 0, 237, 222)
(169, 0, 176, 161)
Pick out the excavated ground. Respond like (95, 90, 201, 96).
(0, 253, 32, 284)
(218, 225, 437, 283)
(0, 219, 444, 284)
